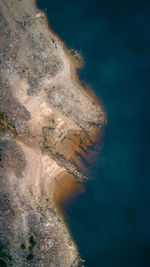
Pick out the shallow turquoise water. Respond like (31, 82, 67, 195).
(37, 1, 150, 266)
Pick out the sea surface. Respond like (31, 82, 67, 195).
(37, 1, 150, 266)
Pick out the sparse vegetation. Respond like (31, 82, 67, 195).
(0, 112, 7, 129)
(28, 236, 35, 253)
(26, 253, 33, 261)
(29, 236, 35, 249)
(0, 149, 2, 162)
(21, 236, 35, 262)
(0, 241, 12, 266)
(65, 47, 83, 66)
(20, 244, 25, 250)
(0, 0, 105, 265)
(0, 259, 7, 267)
(0, 112, 17, 136)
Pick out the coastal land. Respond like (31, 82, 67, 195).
(0, 0, 106, 266)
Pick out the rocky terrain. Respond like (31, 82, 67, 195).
(0, 0, 106, 266)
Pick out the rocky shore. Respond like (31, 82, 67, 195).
(0, 0, 106, 266)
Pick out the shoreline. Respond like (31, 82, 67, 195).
(36, 0, 106, 121)
(0, 0, 106, 265)
(53, 173, 85, 220)
(37, 4, 107, 264)
(36, 3, 106, 190)
(35, 0, 107, 256)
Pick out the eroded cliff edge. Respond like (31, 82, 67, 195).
(0, 0, 106, 266)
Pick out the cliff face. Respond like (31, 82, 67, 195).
(0, 0, 105, 266)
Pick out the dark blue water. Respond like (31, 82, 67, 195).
(37, 1, 150, 266)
